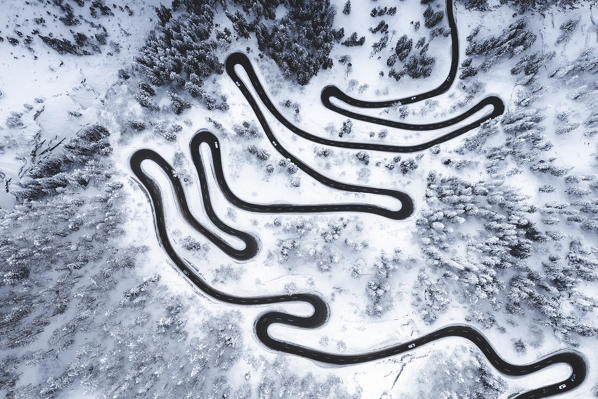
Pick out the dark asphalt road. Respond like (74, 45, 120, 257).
(226, 52, 504, 153)
(225, 55, 414, 220)
(129, 0, 587, 394)
(322, 0, 461, 111)
(131, 131, 587, 399)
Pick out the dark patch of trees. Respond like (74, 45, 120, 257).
(387, 35, 413, 67)
(423, 6, 444, 29)
(343, 0, 351, 15)
(556, 19, 579, 44)
(389, 38, 435, 80)
(39, 33, 101, 55)
(459, 0, 578, 10)
(252, 0, 344, 85)
(135, 3, 228, 111)
(463, 19, 536, 77)
(370, 6, 397, 17)
(370, 20, 389, 34)
(16, 125, 111, 201)
(342, 32, 365, 47)
(501, 0, 579, 12)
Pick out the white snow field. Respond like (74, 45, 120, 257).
(1, 0, 597, 398)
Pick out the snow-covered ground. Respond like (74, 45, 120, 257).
(1, 0, 597, 398)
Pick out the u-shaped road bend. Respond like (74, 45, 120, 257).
(227, 52, 504, 153)
(226, 1, 505, 149)
(190, 131, 411, 220)
(130, 131, 587, 398)
(131, 148, 257, 261)
(130, 129, 413, 262)
(325, 0, 460, 109)
(129, 0, 585, 392)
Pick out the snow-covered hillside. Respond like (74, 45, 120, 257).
(1, 0, 597, 398)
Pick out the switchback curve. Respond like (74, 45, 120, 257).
(131, 148, 257, 261)
(226, 56, 416, 218)
(130, 128, 414, 263)
(130, 134, 587, 399)
(129, 0, 584, 393)
(190, 130, 411, 220)
(226, 52, 504, 153)
(322, 0, 465, 117)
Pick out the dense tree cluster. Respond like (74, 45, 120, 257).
(389, 38, 435, 80)
(247, 144, 271, 162)
(342, 0, 351, 15)
(0, 119, 153, 397)
(269, 217, 368, 274)
(416, 170, 598, 339)
(233, 120, 261, 139)
(458, 0, 578, 11)
(366, 249, 404, 317)
(458, 0, 490, 10)
(511, 52, 554, 79)
(556, 18, 579, 44)
(226, 10, 253, 39)
(281, 99, 302, 121)
(251, 0, 344, 85)
(497, 107, 553, 168)
(151, 121, 182, 142)
(502, 0, 579, 12)
(135, 3, 228, 111)
(338, 119, 353, 137)
(463, 19, 536, 77)
(0, 186, 145, 393)
(418, 172, 541, 301)
(15, 125, 111, 201)
(39, 33, 102, 55)
(5, 112, 25, 129)
(370, 6, 397, 17)
(539, 182, 598, 235)
(383, 3, 448, 81)
(412, 270, 450, 323)
(551, 49, 598, 79)
(423, 5, 444, 29)
(256, 357, 356, 398)
(13, 0, 126, 57)
(458, 77, 557, 180)
(137, 0, 345, 93)
(390, 35, 413, 64)
(370, 20, 389, 35)
(507, 241, 598, 340)
(342, 32, 366, 47)
(370, 20, 390, 54)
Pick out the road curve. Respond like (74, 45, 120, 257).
(226, 52, 504, 153)
(131, 148, 257, 261)
(190, 131, 411, 220)
(129, 0, 585, 393)
(322, 0, 473, 122)
(226, 0, 506, 148)
(130, 128, 413, 262)
(130, 134, 587, 398)
(226, 57, 415, 219)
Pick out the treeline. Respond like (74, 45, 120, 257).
(134, 0, 345, 115)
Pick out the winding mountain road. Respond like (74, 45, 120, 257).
(225, 0, 504, 153)
(131, 131, 586, 399)
(226, 53, 504, 153)
(129, 0, 587, 395)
